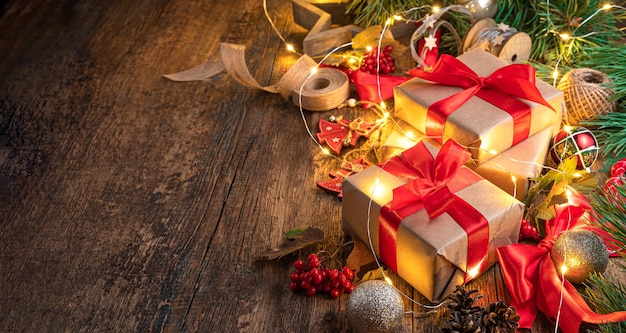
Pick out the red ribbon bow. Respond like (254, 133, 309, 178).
(497, 196, 626, 332)
(408, 54, 555, 146)
(378, 140, 489, 280)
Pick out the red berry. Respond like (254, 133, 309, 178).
(313, 273, 323, 285)
(328, 269, 338, 280)
(337, 273, 347, 284)
(384, 45, 393, 53)
(307, 253, 318, 262)
(290, 271, 300, 282)
(346, 283, 355, 293)
(289, 282, 299, 292)
(342, 266, 354, 280)
(309, 258, 320, 269)
(293, 259, 305, 270)
(323, 281, 332, 292)
(300, 280, 311, 290)
(331, 279, 341, 289)
(306, 286, 317, 296)
(329, 288, 341, 299)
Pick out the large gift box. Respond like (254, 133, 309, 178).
(342, 140, 523, 301)
(381, 124, 554, 201)
(394, 49, 562, 163)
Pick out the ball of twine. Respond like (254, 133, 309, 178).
(557, 68, 616, 125)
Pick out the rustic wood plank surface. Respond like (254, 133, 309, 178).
(0, 0, 624, 332)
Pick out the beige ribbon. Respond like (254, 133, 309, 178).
(292, 67, 350, 111)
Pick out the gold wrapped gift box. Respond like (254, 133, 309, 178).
(394, 49, 562, 163)
(342, 141, 524, 301)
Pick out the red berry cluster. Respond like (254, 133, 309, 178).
(519, 219, 541, 242)
(289, 253, 355, 298)
(359, 45, 395, 74)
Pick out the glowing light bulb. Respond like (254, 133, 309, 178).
(322, 148, 330, 155)
(365, 45, 373, 52)
(380, 101, 387, 110)
(286, 44, 295, 52)
(552, 70, 559, 79)
(467, 265, 481, 279)
(488, 149, 497, 155)
(384, 276, 394, 285)
(602, 3, 612, 10)
(405, 131, 416, 140)
(559, 33, 570, 40)
(560, 264, 568, 275)
(511, 175, 517, 182)
(385, 18, 392, 26)
(310, 67, 318, 75)
(393, 15, 402, 21)
(432, 5, 441, 13)
(573, 172, 582, 178)
(563, 125, 572, 133)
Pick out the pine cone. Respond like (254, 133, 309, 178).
(442, 285, 484, 333)
(481, 301, 521, 333)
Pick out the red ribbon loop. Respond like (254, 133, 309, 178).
(408, 54, 555, 146)
(377, 140, 489, 280)
(497, 196, 626, 332)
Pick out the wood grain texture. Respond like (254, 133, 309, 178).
(0, 0, 624, 332)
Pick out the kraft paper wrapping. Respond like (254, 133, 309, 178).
(381, 125, 553, 201)
(467, 126, 553, 201)
(394, 49, 563, 163)
(342, 141, 524, 302)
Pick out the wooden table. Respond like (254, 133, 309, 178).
(1, 1, 623, 332)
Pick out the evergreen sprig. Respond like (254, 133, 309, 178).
(584, 273, 626, 333)
(582, 111, 626, 163)
(588, 183, 626, 263)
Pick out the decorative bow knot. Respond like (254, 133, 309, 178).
(377, 140, 489, 279)
(497, 194, 626, 333)
(408, 54, 555, 145)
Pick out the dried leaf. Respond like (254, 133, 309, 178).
(284, 228, 306, 239)
(359, 267, 388, 284)
(346, 238, 378, 280)
(257, 227, 324, 261)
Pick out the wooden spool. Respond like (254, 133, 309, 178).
(557, 68, 616, 125)
(462, 18, 531, 64)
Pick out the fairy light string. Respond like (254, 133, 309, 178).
(262, 0, 609, 324)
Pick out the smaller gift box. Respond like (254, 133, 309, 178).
(342, 140, 523, 301)
(466, 126, 553, 201)
(394, 49, 562, 163)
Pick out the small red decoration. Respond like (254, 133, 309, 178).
(316, 117, 376, 154)
(317, 158, 370, 197)
(518, 218, 541, 242)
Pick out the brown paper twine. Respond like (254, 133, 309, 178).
(164, 43, 349, 111)
(557, 68, 616, 125)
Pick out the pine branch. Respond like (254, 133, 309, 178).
(588, 184, 626, 260)
(582, 111, 626, 162)
(584, 273, 626, 333)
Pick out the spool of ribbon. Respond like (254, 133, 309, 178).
(292, 67, 350, 111)
(462, 18, 531, 63)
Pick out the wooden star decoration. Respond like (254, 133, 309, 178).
(492, 34, 505, 46)
(497, 22, 510, 31)
(316, 117, 376, 154)
(292, 0, 363, 56)
(424, 34, 438, 50)
(316, 158, 370, 197)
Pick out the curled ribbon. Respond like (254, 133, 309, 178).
(377, 140, 490, 281)
(496, 196, 626, 332)
(407, 54, 555, 146)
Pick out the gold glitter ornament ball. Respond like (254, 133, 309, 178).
(346, 280, 404, 333)
(551, 229, 609, 284)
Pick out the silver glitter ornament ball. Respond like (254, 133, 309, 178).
(346, 280, 404, 333)
(551, 228, 609, 284)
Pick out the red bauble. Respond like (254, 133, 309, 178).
(550, 126, 599, 169)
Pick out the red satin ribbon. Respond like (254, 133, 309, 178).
(349, 70, 410, 104)
(408, 55, 555, 145)
(497, 197, 626, 332)
(377, 140, 490, 280)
